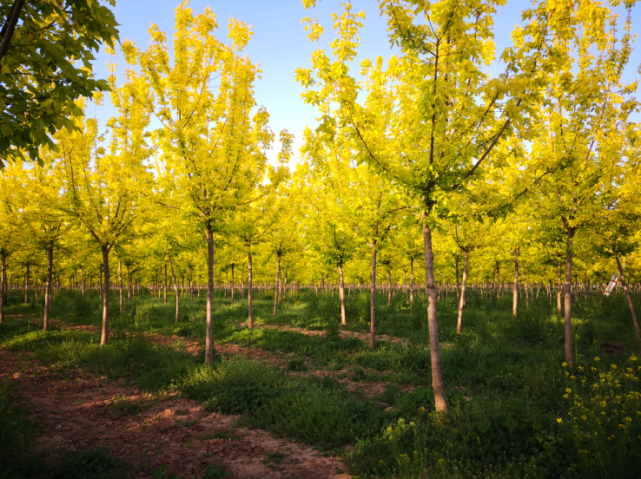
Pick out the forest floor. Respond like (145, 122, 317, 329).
(0, 333, 350, 479)
(1, 289, 640, 479)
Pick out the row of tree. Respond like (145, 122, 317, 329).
(1, 0, 640, 413)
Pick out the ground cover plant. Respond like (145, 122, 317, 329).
(1, 283, 640, 478)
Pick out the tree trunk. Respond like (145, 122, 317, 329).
(616, 257, 641, 352)
(168, 255, 179, 324)
(457, 250, 469, 334)
(387, 270, 392, 307)
(100, 245, 110, 345)
(369, 243, 377, 350)
(24, 263, 29, 303)
(513, 247, 519, 318)
(118, 260, 124, 318)
(163, 263, 168, 304)
(231, 263, 235, 306)
(423, 221, 447, 413)
(0, 254, 6, 324)
(81, 267, 85, 298)
(455, 255, 460, 306)
(42, 247, 53, 330)
(557, 263, 563, 316)
(248, 250, 254, 329)
(410, 258, 415, 316)
(273, 253, 281, 316)
(205, 228, 215, 364)
(127, 266, 132, 302)
(564, 232, 574, 367)
(338, 264, 346, 326)
(189, 266, 194, 301)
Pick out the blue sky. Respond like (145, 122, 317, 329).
(90, 0, 641, 166)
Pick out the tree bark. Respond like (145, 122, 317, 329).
(410, 258, 415, 316)
(513, 247, 519, 318)
(100, 245, 110, 345)
(205, 228, 215, 364)
(423, 220, 447, 413)
(231, 263, 235, 306)
(557, 263, 563, 316)
(163, 263, 168, 304)
(42, 247, 53, 330)
(273, 253, 281, 316)
(387, 270, 392, 307)
(24, 263, 29, 303)
(616, 257, 641, 352)
(338, 264, 347, 326)
(248, 250, 254, 329)
(0, 0, 27, 63)
(127, 266, 132, 302)
(81, 267, 85, 298)
(456, 250, 469, 334)
(564, 232, 575, 367)
(0, 253, 6, 324)
(118, 260, 124, 317)
(168, 255, 179, 324)
(369, 243, 377, 350)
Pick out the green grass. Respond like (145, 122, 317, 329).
(1, 286, 640, 478)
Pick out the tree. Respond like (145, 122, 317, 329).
(56, 64, 152, 345)
(0, 0, 119, 166)
(516, 0, 637, 366)
(134, 2, 276, 363)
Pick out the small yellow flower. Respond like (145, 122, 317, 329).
(566, 388, 572, 394)
(562, 362, 568, 368)
(595, 357, 601, 362)
(557, 418, 563, 424)
(630, 356, 637, 362)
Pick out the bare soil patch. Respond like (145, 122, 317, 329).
(0, 348, 350, 479)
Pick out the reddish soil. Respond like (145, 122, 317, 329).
(249, 323, 411, 346)
(0, 349, 350, 479)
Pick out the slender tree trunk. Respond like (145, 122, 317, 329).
(387, 270, 392, 307)
(525, 273, 529, 308)
(564, 232, 575, 366)
(231, 263, 235, 306)
(423, 220, 447, 413)
(410, 258, 415, 316)
(273, 253, 281, 316)
(513, 247, 519, 318)
(455, 255, 460, 306)
(127, 266, 132, 302)
(168, 255, 179, 324)
(205, 228, 215, 364)
(557, 263, 563, 316)
(42, 247, 53, 330)
(100, 245, 110, 345)
(24, 263, 29, 303)
(163, 263, 168, 304)
(0, 254, 6, 324)
(616, 257, 641, 352)
(370, 243, 377, 350)
(248, 250, 254, 329)
(118, 260, 124, 318)
(457, 250, 469, 334)
(338, 264, 347, 326)
(81, 267, 85, 298)
(189, 266, 194, 301)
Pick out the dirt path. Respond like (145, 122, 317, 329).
(0, 349, 350, 479)
(249, 323, 411, 346)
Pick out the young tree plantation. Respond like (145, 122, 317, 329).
(1, 1, 640, 478)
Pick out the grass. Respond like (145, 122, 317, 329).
(1, 286, 640, 478)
